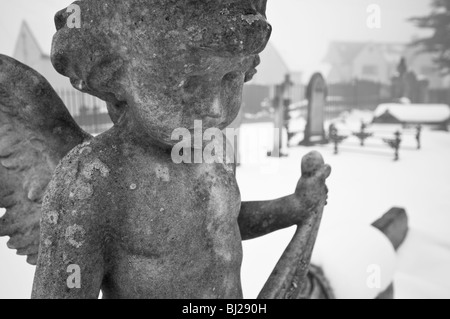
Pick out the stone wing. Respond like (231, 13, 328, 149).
(0, 55, 91, 264)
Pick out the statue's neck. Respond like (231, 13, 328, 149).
(113, 107, 172, 150)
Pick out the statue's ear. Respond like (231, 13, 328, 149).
(106, 100, 127, 124)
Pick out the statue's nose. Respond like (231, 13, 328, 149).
(222, 0, 267, 16)
(252, 0, 268, 17)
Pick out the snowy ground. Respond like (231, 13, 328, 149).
(240, 114, 450, 299)
(1, 112, 450, 299)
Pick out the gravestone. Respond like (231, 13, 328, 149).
(268, 74, 292, 157)
(300, 73, 328, 146)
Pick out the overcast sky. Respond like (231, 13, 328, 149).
(0, 0, 433, 75)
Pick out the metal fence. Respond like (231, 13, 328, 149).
(429, 88, 450, 105)
(56, 88, 113, 135)
(325, 80, 392, 120)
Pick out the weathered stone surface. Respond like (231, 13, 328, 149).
(1, 0, 334, 299)
(0, 54, 89, 265)
(51, 0, 272, 145)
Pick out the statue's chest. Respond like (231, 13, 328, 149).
(113, 152, 242, 257)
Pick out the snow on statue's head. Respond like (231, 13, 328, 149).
(51, 0, 271, 144)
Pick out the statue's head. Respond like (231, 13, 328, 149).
(51, 0, 271, 144)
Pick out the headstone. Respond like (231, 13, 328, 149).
(300, 73, 327, 145)
(268, 74, 292, 157)
(270, 84, 284, 157)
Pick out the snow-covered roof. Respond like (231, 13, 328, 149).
(374, 103, 450, 124)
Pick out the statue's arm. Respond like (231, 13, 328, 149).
(32, 205, 105, 299)
(238, 152, 331, 241)
(32, 149, 107, 299)
(239, 195, 306, 240)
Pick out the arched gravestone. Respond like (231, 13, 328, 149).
(301, 73, 328, 146)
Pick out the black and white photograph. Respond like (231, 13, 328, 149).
(0, 0, 449, 302)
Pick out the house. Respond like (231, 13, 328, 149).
(13, 21, 74, 95)
(13, 21, 110, 133)
(244, 42, 304, 114)
(324, 41, 450, 89)
(250, 42, 291, 86)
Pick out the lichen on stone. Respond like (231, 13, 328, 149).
(65, 224, 86, 249)
(46, 211, 59, 225)
(82, 158, 110, 179)
(69, 180, 94, 201)
(155, 164, 170, 182)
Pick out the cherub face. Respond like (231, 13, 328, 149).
(51, 0, 271, 145)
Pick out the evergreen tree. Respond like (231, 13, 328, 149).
(410, 0, 450, 74)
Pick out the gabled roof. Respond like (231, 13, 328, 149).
(15, 19, 55, 56)
(323, 42, 367, 64)
(249, 42, 290, 85)
(324, 41, 406, 66)
(13, 21, 50, 59)
(380, 43, 406, 65)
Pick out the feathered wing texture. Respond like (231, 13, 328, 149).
(0, 54, 91, 264)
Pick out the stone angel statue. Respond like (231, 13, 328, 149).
(0, 0, 331, 299)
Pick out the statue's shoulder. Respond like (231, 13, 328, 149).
(44, 135, 118, 210)
(59, 137, 112, 177)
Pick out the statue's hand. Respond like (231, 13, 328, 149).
(258, 151, 331, 299)
(293, 151, 331, 224)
